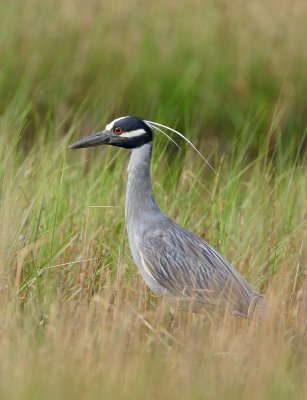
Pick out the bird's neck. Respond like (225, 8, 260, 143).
(126, 142, 160, 230)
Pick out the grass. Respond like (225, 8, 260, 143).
(0, 0, 307, 399)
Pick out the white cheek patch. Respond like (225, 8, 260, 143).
(120, 129, 146, 138)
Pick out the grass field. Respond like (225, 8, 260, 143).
(0, 0, 306, 399)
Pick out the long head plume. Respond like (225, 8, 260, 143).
(147, 124, 180, 149)
(145, 120, 216, 173)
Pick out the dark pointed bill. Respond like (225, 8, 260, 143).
(69, 130, 111, 149)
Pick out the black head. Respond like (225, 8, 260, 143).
(69, 116, 153, 150)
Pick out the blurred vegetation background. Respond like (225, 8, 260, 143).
(1, 0, 306, 149)
(0, 1, 306, 399)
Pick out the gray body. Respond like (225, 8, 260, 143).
(69, 115, 265, 318)
(126, 142, 264, 317)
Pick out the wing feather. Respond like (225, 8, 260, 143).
(139, 219, 263, 316)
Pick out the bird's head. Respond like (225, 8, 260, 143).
(69, 115, 215, 172)
(69, 116, 153, 150)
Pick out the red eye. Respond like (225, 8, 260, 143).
(114, 127, 124, 135)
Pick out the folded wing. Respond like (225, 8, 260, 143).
(139, 218, 263, 317)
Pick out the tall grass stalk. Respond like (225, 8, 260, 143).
(0, 0, 306, 398)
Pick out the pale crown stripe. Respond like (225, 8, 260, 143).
(106, 116, 129, 131)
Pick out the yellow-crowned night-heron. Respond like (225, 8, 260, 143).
(70, 116, 265, 319)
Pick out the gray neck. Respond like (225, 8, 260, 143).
(125, 142, 160, 234)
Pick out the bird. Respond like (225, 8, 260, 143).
(69, 115, 265, 320)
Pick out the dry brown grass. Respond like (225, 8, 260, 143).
(0, 0, 306, 398)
